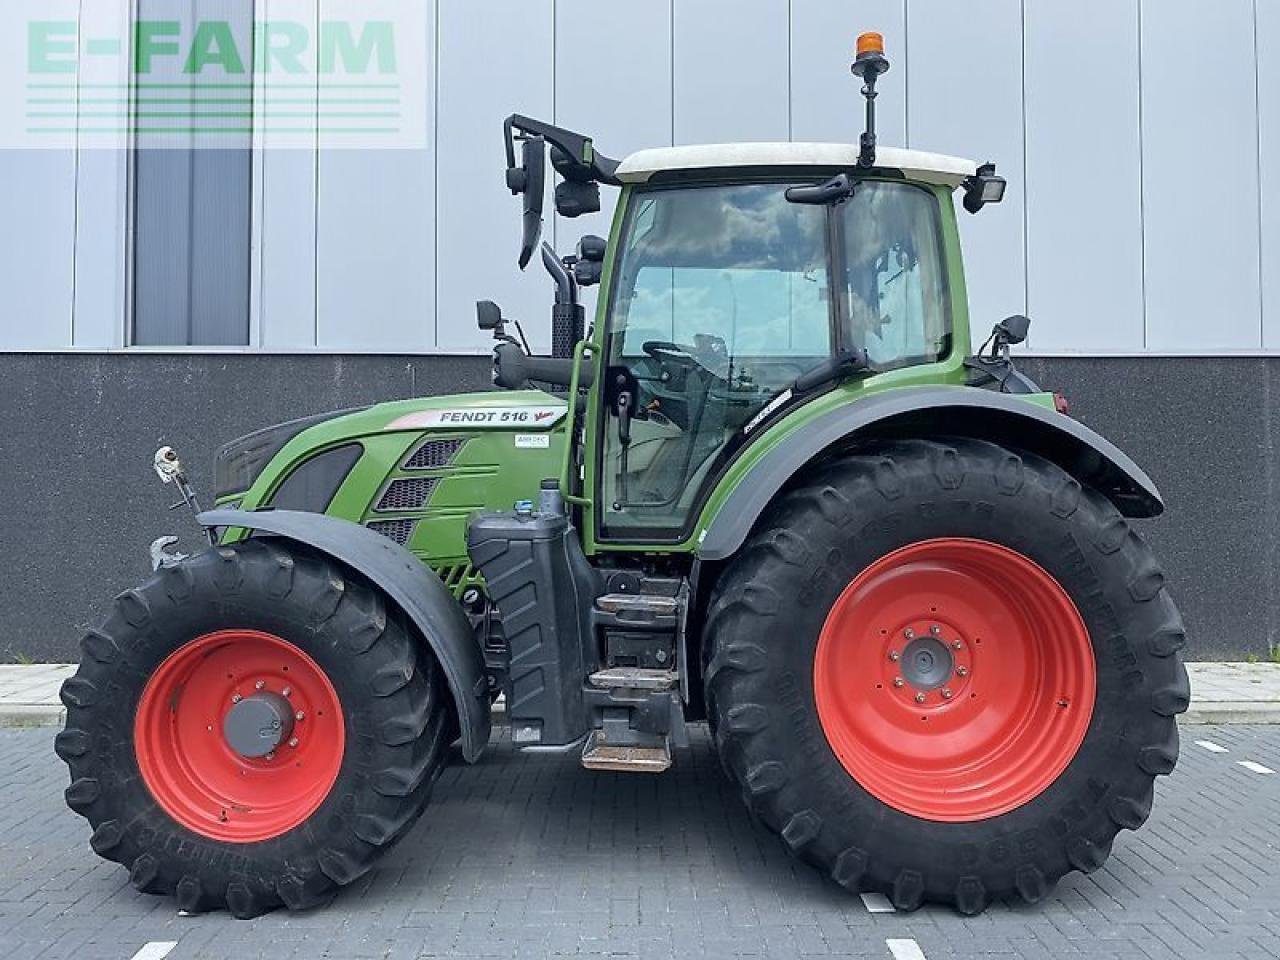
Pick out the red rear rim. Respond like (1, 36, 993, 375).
(134, 629, 345, 843)
(814, 538, 1095, 822)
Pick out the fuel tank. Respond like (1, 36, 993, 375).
(212, 390, 568, 585)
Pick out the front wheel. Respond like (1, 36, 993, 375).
(704, 438, 1189, 913)
(56, 541, 450, 917)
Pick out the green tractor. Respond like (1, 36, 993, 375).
(58, 35, 1188, 918)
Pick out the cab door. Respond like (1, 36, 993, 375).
(593, 179, 836, 543)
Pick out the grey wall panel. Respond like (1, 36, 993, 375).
(72, 149, 130, 348)
(257, 0, 319, 349)
(314, 2, 434, 351)
(0, 152, 76, 348)
(1140, 0, 1261, 351)
(435, 0, 555, 353)
(258, 148, 318, 347)
(554, 0, 673, 327)
(673, 0, 790, 145)
(790, 0, 905, 146)
(70, 0, 131, 349)
(906, 0, 1026, 348)
(1261, 0, 1279, 350)
(1023, 0, 1144, 353)
(315, 148, 435, 350)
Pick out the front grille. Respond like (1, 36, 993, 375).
(366, 519, 416, 545)
(375, 477, 438, 512)
(405, 438, 465, 470)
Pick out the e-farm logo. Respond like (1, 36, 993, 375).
(3, 0, 428, 148)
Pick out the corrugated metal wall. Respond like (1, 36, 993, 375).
(1, 0, 1275, 355)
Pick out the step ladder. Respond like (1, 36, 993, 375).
(580, 666, 676, 773)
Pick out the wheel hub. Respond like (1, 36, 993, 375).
(899, 636, 954, 691)
(223, 691, 295, 758)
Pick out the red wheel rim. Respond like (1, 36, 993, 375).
(814, 538, 1095, 822)
(134, 629, 345, 842)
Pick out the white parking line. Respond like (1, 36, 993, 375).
(1195, 740, 1229, 753)
(129, 943, 177, 960)
(861, 891, 895, 913)
(887, 938, 927, 960)
(1237, 760, 1275, 775)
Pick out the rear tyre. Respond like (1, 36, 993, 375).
(704, 437, 1188, 913)
(56, 540, 450, 918)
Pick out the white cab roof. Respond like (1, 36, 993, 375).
(616, 142, 978, 188)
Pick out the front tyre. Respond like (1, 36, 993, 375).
(56, 541, 450, 918)
(704, 438, 1189, 914)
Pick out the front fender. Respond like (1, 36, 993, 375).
(198, 509, 490, 762)
(696, 385, 1163, 562)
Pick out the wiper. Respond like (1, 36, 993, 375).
(792, 348, 870, 393)
(742, 349, 871, 436)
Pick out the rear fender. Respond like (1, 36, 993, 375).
(198, 508, 490, 761)
(696, 385, 1163, 562)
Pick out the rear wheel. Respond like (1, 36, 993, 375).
(704, 438, 1188, 913)
(56, 540, 450, 918)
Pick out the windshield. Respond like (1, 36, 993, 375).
(611, 182, 833, 390)
(599, 178, 950, 540)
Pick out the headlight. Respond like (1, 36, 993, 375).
(213, 407, 365, 499)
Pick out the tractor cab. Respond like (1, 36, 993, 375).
(492, 75, 1007, 547)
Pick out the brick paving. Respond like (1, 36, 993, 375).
(1, 723, 1278, 960)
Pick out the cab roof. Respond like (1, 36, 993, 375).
(615, 142, 978, 188)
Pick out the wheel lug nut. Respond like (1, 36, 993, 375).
(893, 678, 905, 688)
(281, 687, 292, 697)
(904, 628, 915, 640)
(956, 666, 968, 677)
(255, 680, 266, 690)
(888, 650, 900, 662)
(952, 640, 963, 650)
(914, 692, 926, 704)
(942, 688, 953, 700)
(231, 693, 242, 703)
(295, 710, 305, 721)
(265, 751, 275, 760)
(930, 625, 941, 636)
(288, 738, 299, 748)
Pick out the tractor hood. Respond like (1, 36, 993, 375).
(214, 390, 568, 501)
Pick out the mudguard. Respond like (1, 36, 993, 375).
(198, 508, 491, 762)
(696, 385, 1163, 562)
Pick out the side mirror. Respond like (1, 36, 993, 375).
(962, 162, 1006, 214)
(994, 314, 1030, 346)
(506, 136, 546, 269)
(476, 300, 504, 333)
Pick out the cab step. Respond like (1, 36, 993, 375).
(594, 593, 680, 617)
(588, 667, 678, 691)
(581, 729, 672, 773)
